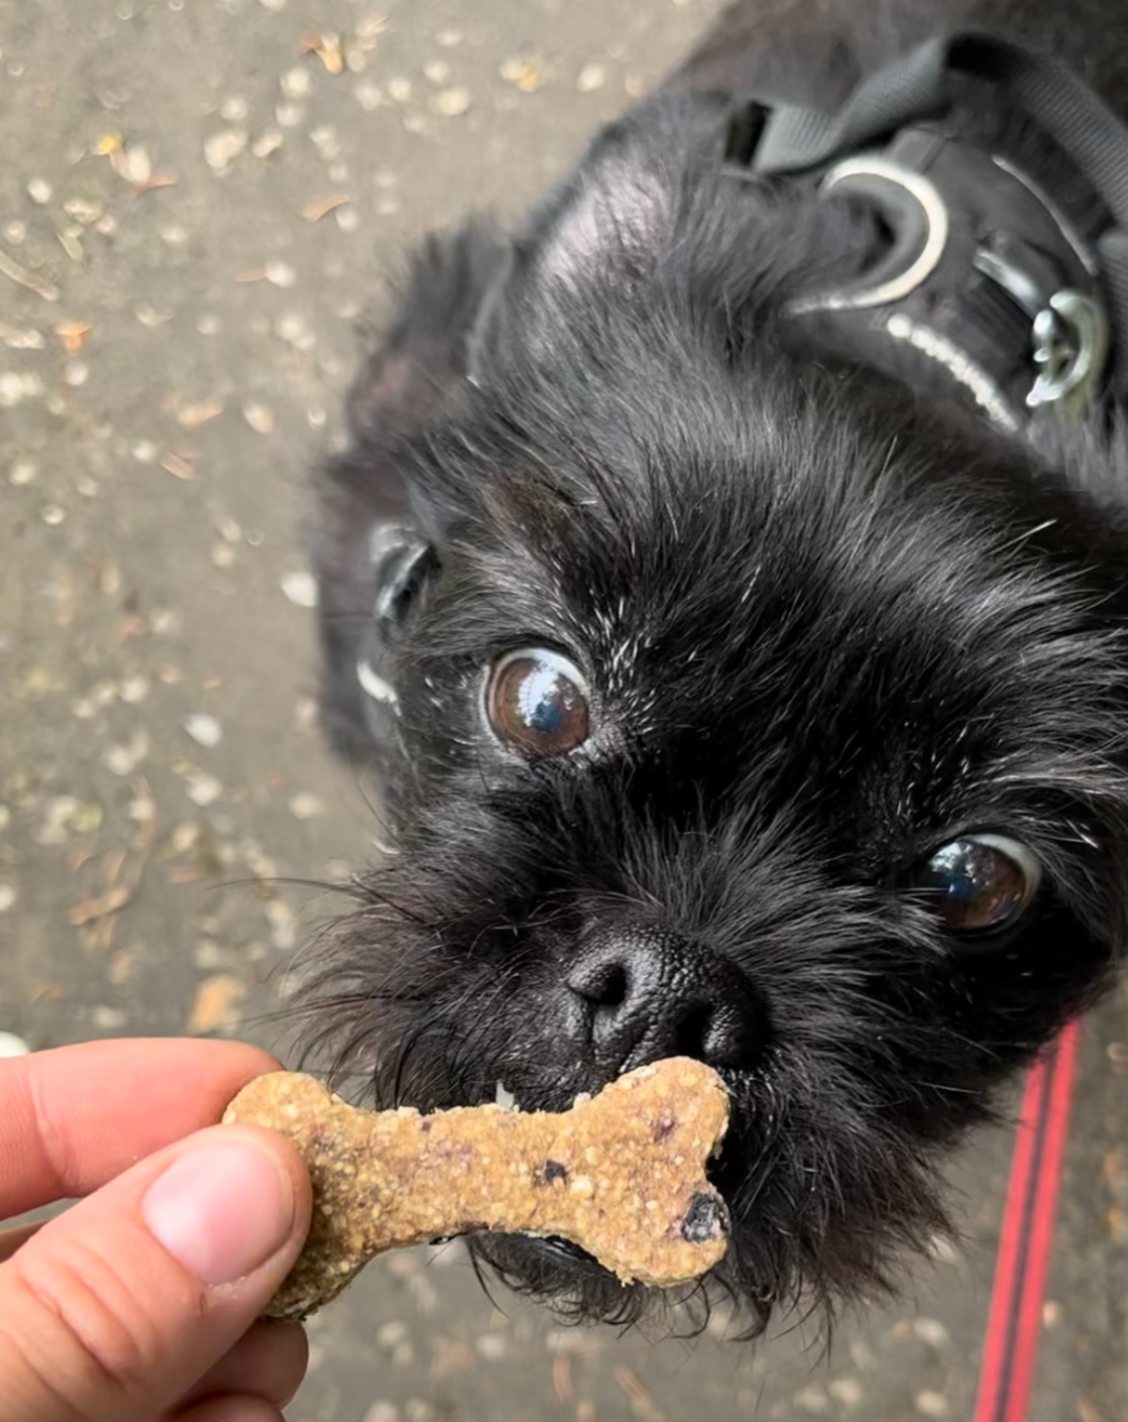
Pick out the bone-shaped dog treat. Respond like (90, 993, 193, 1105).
(223, 1057, 730, 1320)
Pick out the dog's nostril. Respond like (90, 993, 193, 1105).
(570, 959, 629, 1010)
(674, 1002, 714, 1060)
(595, 963, 628, 1009)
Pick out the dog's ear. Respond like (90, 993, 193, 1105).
(470, 93, 726, 376)
(524, 135, 673, 295)
(345, 220, 512, 460)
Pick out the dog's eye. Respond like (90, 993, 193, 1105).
(913, 834, 1041, 938)
(486, 648, 591, 758)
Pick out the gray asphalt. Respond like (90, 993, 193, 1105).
(0, 2, 1125, 1419)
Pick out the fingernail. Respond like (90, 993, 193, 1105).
(143, 1136, 295, 1286)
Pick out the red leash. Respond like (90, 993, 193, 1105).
(972, 1021, 1082, 1422)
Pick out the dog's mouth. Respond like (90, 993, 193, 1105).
(469, 1229, 618, 1300)
(528, 1235, 600, 1267)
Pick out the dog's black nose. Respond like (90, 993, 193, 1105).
(566, 927, 764, 1075)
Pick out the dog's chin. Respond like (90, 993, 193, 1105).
(467, 1233, 690, 1329)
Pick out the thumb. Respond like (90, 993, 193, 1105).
(0, 1125, 311, 1422)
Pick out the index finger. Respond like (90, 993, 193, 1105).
(0, 1037, 283, 1218)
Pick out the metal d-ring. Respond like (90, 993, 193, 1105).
(1026, 289, 1109, 417)
(790, 156, 950, 315)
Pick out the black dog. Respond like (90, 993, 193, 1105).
(299, 0, 1128, 1333)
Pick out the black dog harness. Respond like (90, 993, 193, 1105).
(723, 32, 1128, 434)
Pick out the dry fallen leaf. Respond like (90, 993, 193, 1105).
(160, 451, 196, 481)
(356, 12, 388, 47)
(302, 32, 344, 74)
(614, 1366, 666, 1422)
(501, 56, 545, 92)
(552, 1355, 574, 1405)
(55, 320, 92, 355)
(186, 974, 247, 1034)
(0, 249, 60, 302)
(134, 173, 179, 196)
(177, 400, 225, 429)
(69, 884, 131, 927)
(0, 321, 46, 350)
(301, 193, 351, 222)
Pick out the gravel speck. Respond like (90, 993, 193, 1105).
(118, 143, 153, 186)
(28, 177, 53, 203)
(119, 675, 151, 704)
(0, 372, 46, 407)
(281, 569, 318, 607)
(184, 713, 223, 748)
(577, 63, 607, 91)
(204, 128, 248, 172)
(265, 259, 297, 288)
(252, 129, 285, 159)
(243, 401, 275, 434)
(90, 1005, 128, 1031)
(0, 886, 16, 914)
(0, 1030, 30, 1055)
(289, 792, 326, 820)
(104, 732, 151, 776)
(912, 1318, 951, 1349)
(363, 1405, 401, 1422)
(829, 1379, 865, 1408)
(281, 66, 312, 101)
(377, 1322, 410, 1351)
(185, 770, 224, 807)
(430, 86, 471, 116)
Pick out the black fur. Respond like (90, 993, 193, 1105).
(297, 0, 1128, 1336)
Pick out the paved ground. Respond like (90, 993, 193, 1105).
(0, 2, 1125, 1419)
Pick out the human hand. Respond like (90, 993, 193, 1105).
(0, 1038, 313, 1422)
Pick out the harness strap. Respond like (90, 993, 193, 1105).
(737, 33, 1128, 400)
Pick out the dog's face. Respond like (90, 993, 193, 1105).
(304, 95, 1128, 1330)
